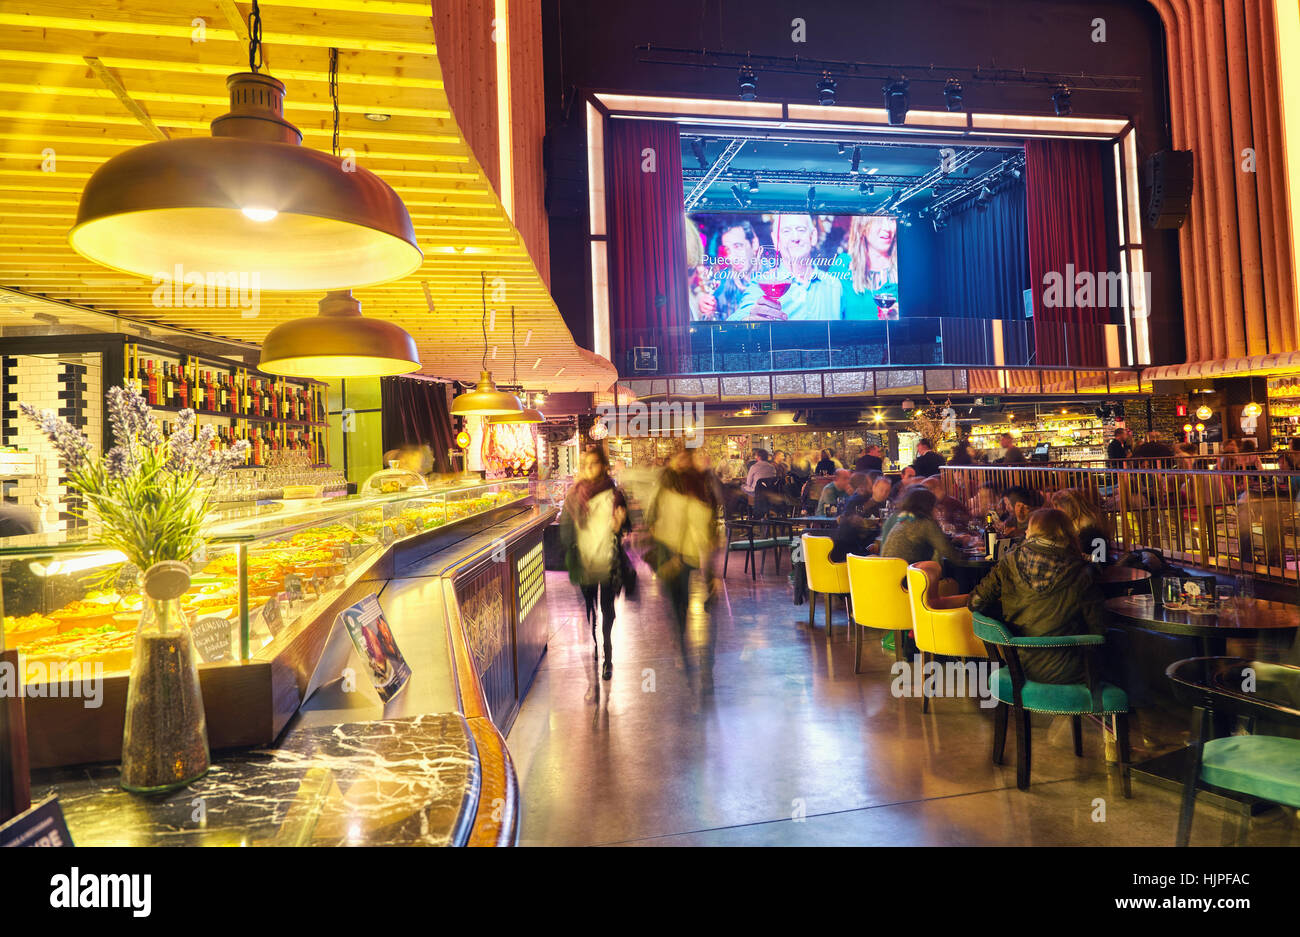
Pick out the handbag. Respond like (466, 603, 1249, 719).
(617, 539, 638, 599)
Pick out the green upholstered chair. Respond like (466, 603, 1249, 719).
(1166, 657, 1300, 847)
(722, 518, 779, 580)
(972, 611, 1132, 796)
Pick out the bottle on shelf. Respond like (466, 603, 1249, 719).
(178, 360, 189, 409)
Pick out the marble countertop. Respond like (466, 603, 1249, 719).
(31, 713, 480, 846)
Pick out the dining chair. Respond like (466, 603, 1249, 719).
(846, 555, 910, 674)
(906, 562, 987, 713)
(1166, 656, 1300, 846)
(972, 611, 1132, 795)
(801, 533, 850, 637)
(722, 515, 778, 580)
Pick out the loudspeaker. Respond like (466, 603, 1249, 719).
(1143, 149, 1194, 230)
(543, 124, 588, 219)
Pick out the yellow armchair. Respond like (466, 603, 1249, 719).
(846, 555, 911, 674)
(801, 533, 850, 637)
(906, 561, 989, 712)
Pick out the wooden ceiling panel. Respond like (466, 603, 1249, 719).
(0, 0, 616, 392)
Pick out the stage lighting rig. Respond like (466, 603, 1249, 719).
(884, 79, 909, 125)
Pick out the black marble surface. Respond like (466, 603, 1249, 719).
(31, 713, 480, 846)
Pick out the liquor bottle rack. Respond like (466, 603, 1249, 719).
(125, 341, 329, 469)
(1266, 377, 1300, 446)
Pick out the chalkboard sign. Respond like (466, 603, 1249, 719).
(191, 616, 234, 663)
(0, 796, 72, 847)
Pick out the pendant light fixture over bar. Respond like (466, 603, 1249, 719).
(67, 2, 422, 292)
(258, 289, 420, 377)
(451, 274, 523, 418)
(490, 306, 545, 425)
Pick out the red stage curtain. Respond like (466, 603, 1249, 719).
(1024, 139, 1109, 366)
(606, 119, 687, 373)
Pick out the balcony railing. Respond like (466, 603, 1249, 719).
(615, 317, 1123, 376)
(940, 462, 1300, 590)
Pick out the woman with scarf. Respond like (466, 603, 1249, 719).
(560, 444, 630, 679)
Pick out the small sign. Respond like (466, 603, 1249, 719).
(379, 527, 395, 545)
(284, 574, 304, 602)
(759, 401, 773, 412)
(0, 797, 73, 847)
(310, 572, 325, 596)
(260, 596, 283, 636)
(191, 615, 234, 663)
(338, 594, 411, 703)
(633, 346, 658, 371)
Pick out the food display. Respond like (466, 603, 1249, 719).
(0, 480, 531, 679)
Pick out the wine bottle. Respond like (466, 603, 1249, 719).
(984, 510, 998, 561)
(178, 361, 189, 409)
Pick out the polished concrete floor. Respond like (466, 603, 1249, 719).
(507, 559, 1300, 847)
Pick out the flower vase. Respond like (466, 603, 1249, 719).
(120, 561, 210, 793)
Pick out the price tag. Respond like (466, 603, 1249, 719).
(191, 615, 234, 663)
(284, 574, 304, 602)
(0, 797, 73, 847)
(260, 596, 283, 636)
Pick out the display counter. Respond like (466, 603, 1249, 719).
(9, 478, 554, 844)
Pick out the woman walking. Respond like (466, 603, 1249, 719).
(646, 448, 720, 632)
(560, 444, 630, 679)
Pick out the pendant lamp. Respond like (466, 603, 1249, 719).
(259, 290, 420, 377)
(490, 306, 545, 424)
(451, 275, 523, 418)
(68, 3, 421, 291)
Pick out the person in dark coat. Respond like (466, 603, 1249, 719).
(910, 438, 945, 477)
(968, 508, 1107, 684)
(854, 444, 884, 473)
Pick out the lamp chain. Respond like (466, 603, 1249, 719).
(248, 0, 263, 74)
(481, 272, 489, 373)
(328, 48, 340, 157)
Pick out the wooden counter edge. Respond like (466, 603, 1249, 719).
(465, 715, 519, 846)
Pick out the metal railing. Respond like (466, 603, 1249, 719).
(940, 462, 1300, 590)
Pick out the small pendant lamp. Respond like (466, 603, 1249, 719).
(259, 290, 420, 377)
(490, 306, 545, 424)
(451, 274, 522, 417)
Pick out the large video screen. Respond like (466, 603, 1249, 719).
(686, 213, 899, 322)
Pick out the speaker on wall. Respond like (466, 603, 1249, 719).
(544, 124, 588, 219)
(1143, 149, 1194, 230)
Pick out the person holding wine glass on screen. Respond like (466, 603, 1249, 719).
(695, 219, 762, 321)
(840, 216, 899, 320)
(736, 213, 841, 321)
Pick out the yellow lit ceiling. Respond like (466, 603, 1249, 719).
(0, 0, 617, 393)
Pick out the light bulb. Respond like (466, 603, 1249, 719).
(241, 206, 278, 222)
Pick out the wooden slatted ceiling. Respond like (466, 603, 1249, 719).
(0, 0, 616, 392)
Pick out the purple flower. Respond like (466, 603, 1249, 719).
(165, 409, 199, 472)
(18, 403, 91, 470)
(104, 446, 130, 478)
(105, 384, 161, 450)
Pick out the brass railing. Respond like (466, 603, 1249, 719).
(940, 462, 1300, 589)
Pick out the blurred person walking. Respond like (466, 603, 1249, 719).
(560, 444, 631, 680)
(646, 449, 721, 633)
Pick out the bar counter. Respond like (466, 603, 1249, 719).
(14, 486, 555, 846)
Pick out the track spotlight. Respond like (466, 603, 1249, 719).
(837, 143, 846, 155)
(1010, 166, 1022, 179)
(738, 64, 758, 101)
(806, 185, 816, 210)
(943, 78, 963, 112)
(730, 184, 751, 208)
(850, 145, 861, 175)
(747, 174, 760, 194)
(1051, 84, 1072, 116)
(860, 181, 870, 196)
(817, 72, 837, 106)
(866, 183, 876, 196)
(883, 79, 909, 125)
(690, 137, 708, 169)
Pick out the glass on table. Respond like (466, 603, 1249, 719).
(1162, 577, 1184, 609)
(1235, 574, 1255, 601)
(1214, 584, 1234, 610)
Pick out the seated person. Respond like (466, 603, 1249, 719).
(855, 444, 884, 473)
(828, 493, 881, 563)
(743, 449, 778, 494)
(921, 475, 970, 531)
(1050, 488, 1111, 562)
(968, 508, 1107, 684)
(863, 475, 892, 519)
(969, 482, 1003, 520)
(879, 488, 955, 567)
(816, 468, 854, 516)
(998, 486, 1036, 540)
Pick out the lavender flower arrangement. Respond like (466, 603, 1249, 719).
(20, 383, 250, 579)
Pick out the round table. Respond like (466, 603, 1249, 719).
(944, 551, 994, 593)
(1098, 565, 1151, 599)
(1104, 595, 1298, 657)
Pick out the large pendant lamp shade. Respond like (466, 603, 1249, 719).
(259, 290, 420, 378)
(68, 73, 422, 291)
(451, 371, 523, 417)
(489, 407, 545, 425)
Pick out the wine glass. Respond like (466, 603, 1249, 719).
(753, 247, 791, 319)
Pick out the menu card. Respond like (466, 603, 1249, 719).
(337, 595, 411, 703)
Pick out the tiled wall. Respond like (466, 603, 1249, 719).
(1, 353, 102, 532)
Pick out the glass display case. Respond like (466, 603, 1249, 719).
(1, 479, 532, 682)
